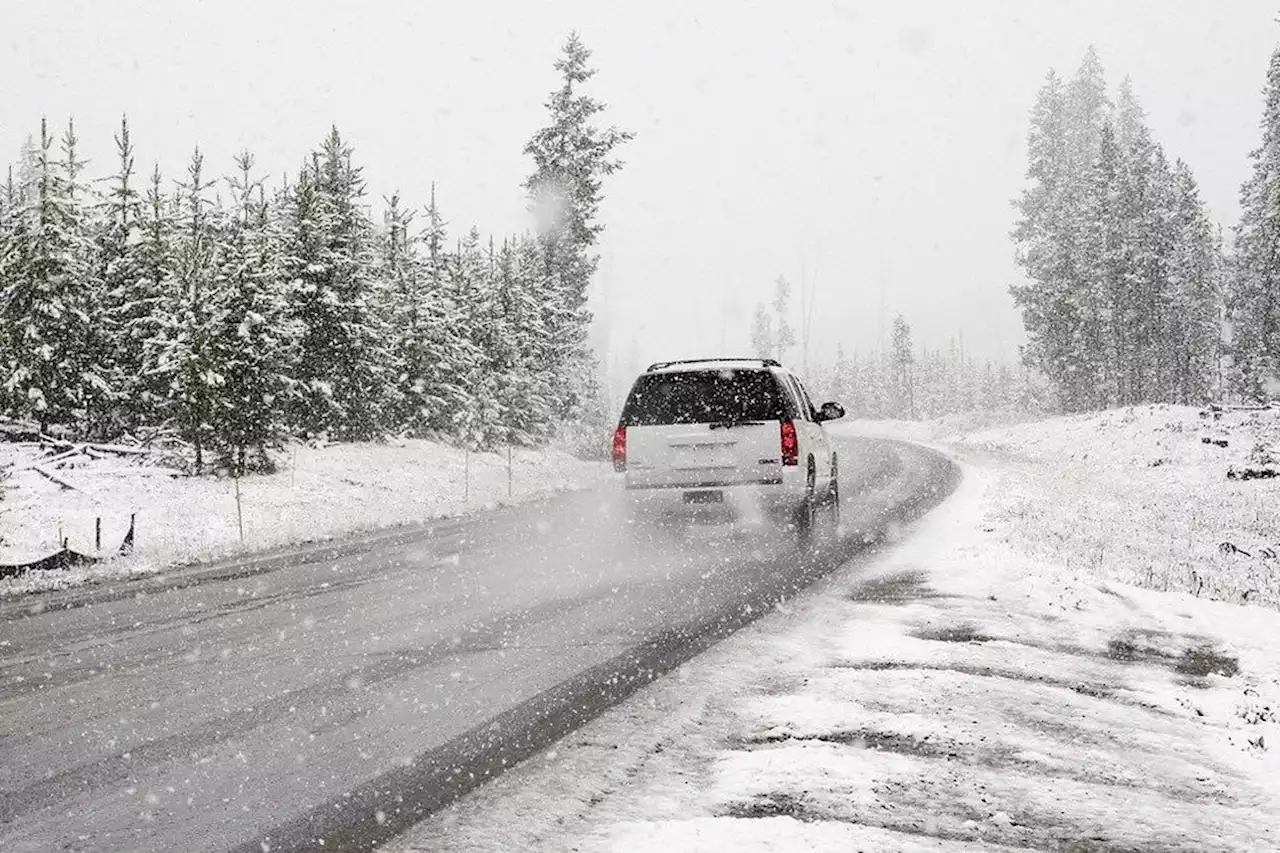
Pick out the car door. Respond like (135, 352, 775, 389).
(789, 374, 833, 488)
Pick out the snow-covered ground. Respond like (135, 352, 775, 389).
(0, 439, 609, 597)
(389, 406, 1280, 852)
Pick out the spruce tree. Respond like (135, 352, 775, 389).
(97, 115, 150, 433)
(523, 32, 633, 421)
(208, 151, 296, 473)
(135, 164, 177, 426)
(155, 147, 220, 470)
(1166, 161, 1222, 404)
(1011, 71, 1085, 409)
(0, 118, 98, 434)
(889, 315, 915, 419)
(749, 303, 773, 358)
(772, 276, 796, 361)
(286, 128, 395, 440)
(1229, 44, 1280, 400)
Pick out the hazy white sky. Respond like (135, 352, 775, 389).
(4, 0, 1278, 383)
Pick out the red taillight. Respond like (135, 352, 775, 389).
(780, 420, 799, 466)
(612, 425, 627, 472)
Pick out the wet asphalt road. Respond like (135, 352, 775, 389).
(0, 436, 957, 853)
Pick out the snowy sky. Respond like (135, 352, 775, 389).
(3, 0, 1277, 383)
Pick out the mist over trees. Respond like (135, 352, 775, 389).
(814, 328, 1053, 422)
(0, 33, 630, 473)
(748, 277, 796, 362)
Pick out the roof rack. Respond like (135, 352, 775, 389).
(645, 357, 782, 372)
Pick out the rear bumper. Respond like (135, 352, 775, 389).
(620, 477, 808, 521)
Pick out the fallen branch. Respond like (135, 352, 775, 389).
(31, 466, 83, 492)
(87, 466, 185, 478)
(33, 448, 84, 467)
(86, 442, 160, 457)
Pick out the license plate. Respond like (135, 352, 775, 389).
(684, 490, 724, 504)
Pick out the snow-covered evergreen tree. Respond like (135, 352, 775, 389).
(889, 315, 915, 418)
(772, 276, 795, 361)
(1165, 160, 1222, 404)
(1015, 49, 1224, 410)
(446, 227, 503, 449)
(154, 147, 221, 470)
(749, 303, 773, 359)
(1011, 70, 1085, 409)
(208, 151, 296, 473)
(96, 115, 151, 433)
(523, 32, 633, 422)
(0, 118, 100, 434)
(58, 119, 114, 438)
(135, 164, 177, 426)
(487, 235, 555, 445)
(285, 128, 396, 440)
(1229, 44, 1280, 400)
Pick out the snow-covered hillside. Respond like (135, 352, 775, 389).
(955, 405, 1280, 608)
(0, 439, 609, 596)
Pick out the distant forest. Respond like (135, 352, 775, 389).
(783, 46, 1280, 421)
(1013, 46, 1280, 412)
(0, 34, 631, 473)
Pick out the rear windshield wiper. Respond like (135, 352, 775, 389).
(709, 420, 766, 430)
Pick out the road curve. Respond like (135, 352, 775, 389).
(0, 436, 957, 853)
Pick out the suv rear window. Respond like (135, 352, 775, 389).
(619, 369, 789, 426)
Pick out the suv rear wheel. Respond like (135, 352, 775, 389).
(827, 455, 841, 531)
(793, 461, 817, 536)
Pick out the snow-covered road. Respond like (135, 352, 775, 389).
(0, 436, 955, 853)
(385, 414, 1280, 853)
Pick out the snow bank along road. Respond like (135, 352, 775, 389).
(0, 435, 957, 853)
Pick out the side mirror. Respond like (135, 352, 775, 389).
(816, 401, 845, 423)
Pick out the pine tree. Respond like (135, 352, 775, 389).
(830, 344, 851, 404)
(409, 185, 476, 436)
(135, 164, 177, 426)
(155, 147, 221, 470)
(58, 119, 113, 438)
(1065, 47, 1110, 177)
(0, 118, 99, 434)
(1165, 161, 1223, 404)
(1011, 71, 1085, 409)
(1014, 48, 1222, 411)
(97, 115, 150, 433)
(447, 227, 503, 449)
(1229, 44, 1280, 400)
(772, 275, 795, 361)
(285, 128, 396, 440)
(889, 314, 915, 418)
(523, 32, 633, 421)
(843, 350, 868, 418)
(511, 231, 560, 439)
(749, 303, 773, 359)
(0, 173, 15, 419)
(207, 151, 296, 474)
(1080, 120, 1124, 407)
(380, 191, 421, 431)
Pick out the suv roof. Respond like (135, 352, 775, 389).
(645, 357, 783, 373)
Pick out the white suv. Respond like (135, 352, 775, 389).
(612, 358, 845, 532)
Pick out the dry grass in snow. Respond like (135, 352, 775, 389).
(953, 404, 1280, 608)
